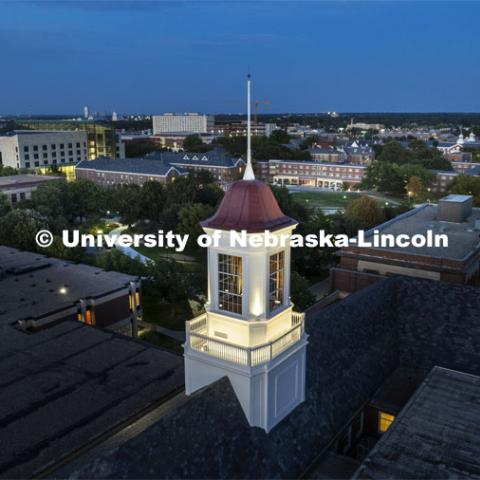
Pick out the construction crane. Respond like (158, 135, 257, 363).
(254, 100, 271, 124)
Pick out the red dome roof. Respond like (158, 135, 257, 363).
(201, 180, 297, 233)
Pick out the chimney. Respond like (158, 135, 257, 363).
(437, 195, 473, 223)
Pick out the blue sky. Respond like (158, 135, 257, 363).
(1, 1, 479, 114)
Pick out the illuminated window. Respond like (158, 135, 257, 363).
(269, 251, 285, 311)
(84, 306, 95, 325)
(378, 411, 395, 433)
(218, 254, 242, 314)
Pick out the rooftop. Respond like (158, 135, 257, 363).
(0, 246, 138, 324)
(56, 277, 480, 479)
(76, 149, 241, 175)
(0, 130, 85, 136)
(441, 194, 474, 203)
(363, 203, 480, 260)
(201, 179, 297, 233)
(353, 367, 480, 479)
(0, 174, 61, 189)
(147, 149, 242, 168)
(0, 320, 184, 478)
(76, 157, 180, 177)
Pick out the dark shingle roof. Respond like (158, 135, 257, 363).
(57, 278, 480, 479)
(147, 149, 243, 168)
(76, 157, 181, 176)
(0, 320, 184, 478)
(353, 367, 480, 479)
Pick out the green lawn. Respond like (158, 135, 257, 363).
(142, 295, 204, 331)
(291, 191, 361, 210)
(138, 329, 183, 354)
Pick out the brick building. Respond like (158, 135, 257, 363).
(256, 159, 367, 190)
(76, 150, 244, 187)
(331, 195, 480, 293)
(0, 246, 142, 336)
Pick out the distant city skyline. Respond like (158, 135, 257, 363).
(1, 1, 480, 115)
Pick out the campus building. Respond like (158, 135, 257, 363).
(0, 246, 142, 336)
(76, 156, 183, 185)
(309, 143, 374, 165)
(0, 174, 61, 203)
(0, 130, 88, 170)
(212, 121, 278, 138)
(17, 120, 126, 161)
(256, 159, 367, 190)
(152, 113, 214, 134)
(76, 150, 245, 186)
(3, 80, 480, 480)
(2, 276, 477, 478)
(331, 194, 480, 292)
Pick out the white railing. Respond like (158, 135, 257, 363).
(188, 313, 207, 333)
(292, 311, 304, 327)
(186, 312, 305, 367)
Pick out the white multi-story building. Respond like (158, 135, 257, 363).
(0, 130, 88, 170)
(152, 113, 214, 134)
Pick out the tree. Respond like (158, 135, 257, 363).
(0, 166, 18, 177)
(406, 175, 424, 199)
(177, 203, 215, 243)
(144, 260, 197, 304)
(137, 181, 165, 223)
(345, 196, 385, 230)
(377, 141, 412, 164)
(0, 209, 49, 251)
(110, 184, 142, 227)
(183, 134, 211, 152)
(0, 192, 11, 216)
(31, 180, 69, 222)
(361, 161, 404, 194)
(66, 178, 105, 223)
(290, 271, 315, 311)
(125, 139, 159, 158)
(299, 135, 320, 150)
(361, 161, 434, 195)
(269, 129, 291, 144)
(449, 175, 480, 206)
(270, 185, 308, 223)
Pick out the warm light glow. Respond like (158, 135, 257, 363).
(59, 287, 68, 295)
(97, 229, 103, 234)
(85, 307, 95, 325)
(378, 411, 395, 433)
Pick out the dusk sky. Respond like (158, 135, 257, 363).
(1, 1, 480, 115)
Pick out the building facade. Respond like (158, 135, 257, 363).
(76, 157, 182, 186)
(309, 143, 374, 165)
(331, 195, 480, 293)
(152, 113, 214, 134)
(0, 174, 62, 203)
(76, 150, 244, 187)
(213, 122, 278, 138)
(256, 159, 367, 190)
(17, 120, 126, 161)
(0, 130, 88, 170)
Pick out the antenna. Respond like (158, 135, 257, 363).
(243, 73, 255, 180)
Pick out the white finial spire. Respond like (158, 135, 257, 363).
(243, 73, 255, 180)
